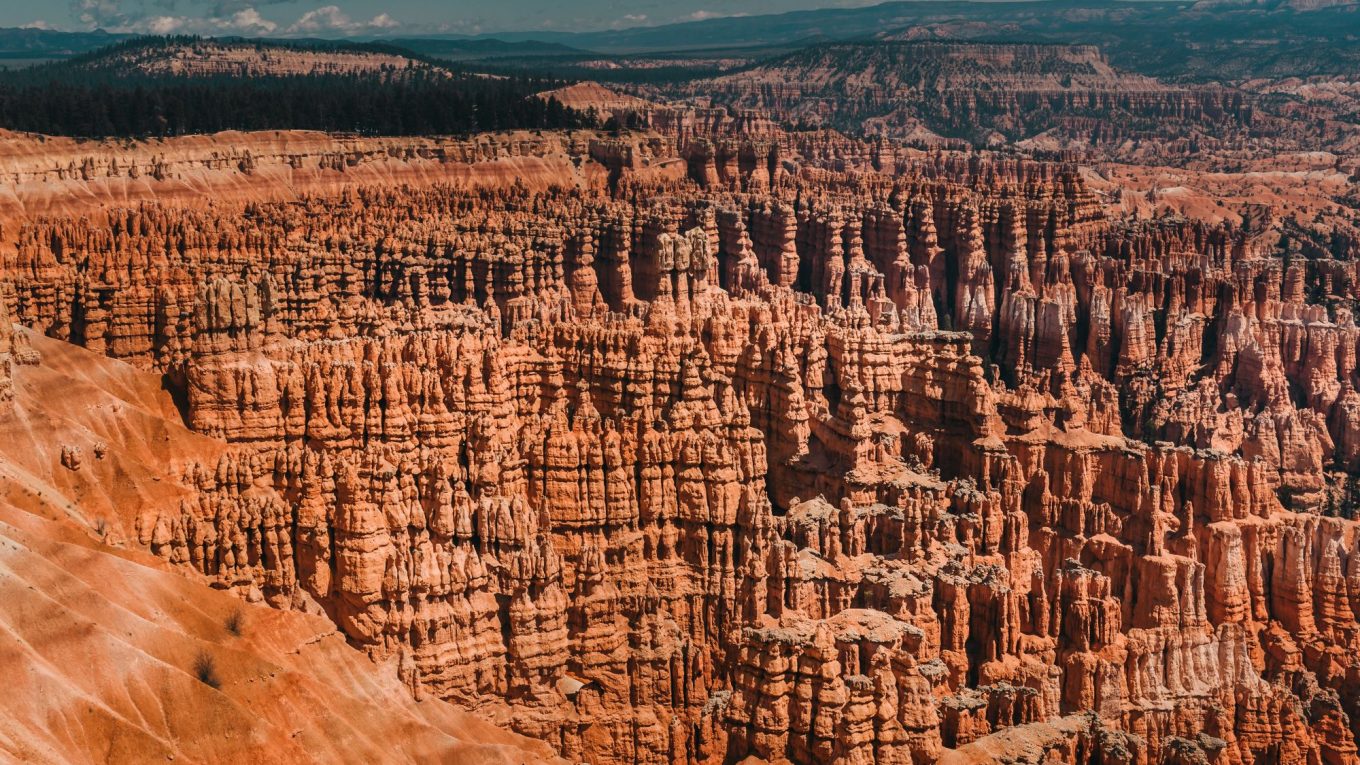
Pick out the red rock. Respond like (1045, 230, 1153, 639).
(4, 121, 1360, 765)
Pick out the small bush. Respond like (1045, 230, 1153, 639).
(193, 651, 221, 690)
(224, 607, 244, 637)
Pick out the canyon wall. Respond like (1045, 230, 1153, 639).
(0, 128, 608, 225)
(3, 126, 1360, 764)
(644, 43, 1360, 166)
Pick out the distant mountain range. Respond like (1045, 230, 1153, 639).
(423, 0, 1358, 57)
(381, 38, 587, 60)
(2, 0, 1357, 79)
(0, 28, 128, 59)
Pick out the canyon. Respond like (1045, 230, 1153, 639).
(3, 30, 1360, 765)
(656, 42, 1360, 167)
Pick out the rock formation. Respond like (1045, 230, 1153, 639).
(3, 104, 1360, 764)
(646, 42, 1359, 166)
(79, 39, 451, 79)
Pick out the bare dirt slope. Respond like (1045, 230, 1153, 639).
(0, 329, 561, 765)
(538, 82, 660, 112)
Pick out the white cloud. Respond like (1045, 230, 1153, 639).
(69, 0, 304, 31)
(70, 0, 283, 35)
(64, 1, 405, 37)
(287, 5, 350, 33)
(117, 6, 277, 35)
(20, 20, 53, 29)
(609, 13, 647, 29)
(144, 15, 184, 33)
(227, 7, 278, 33)
(683, 10, 749, 22)
(73, 0, 128, 29)
(424, 20, 485, 35)
(285, 5, 399, 34)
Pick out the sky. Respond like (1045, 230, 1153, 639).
(3, 0, 887, 37)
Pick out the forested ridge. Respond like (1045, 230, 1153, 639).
(0, 37, 591, 138)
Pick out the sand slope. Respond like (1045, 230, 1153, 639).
(0, 330, 561, 765)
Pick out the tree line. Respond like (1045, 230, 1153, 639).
(0, 39, 593, 138)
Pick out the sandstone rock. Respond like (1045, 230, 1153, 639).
(4, 122, 1360, 765)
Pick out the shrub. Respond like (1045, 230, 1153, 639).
(193, 651, 221, 689)
(224, 607, 244, 637)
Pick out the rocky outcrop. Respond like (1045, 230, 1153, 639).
(656, 42, 1352, 164)
(0, 328, 563, 765)
(81, 40, 449, 79)
(0, 287, 38, 415)
(4, 124, 1360, 765)
(0, 128, 611, 227)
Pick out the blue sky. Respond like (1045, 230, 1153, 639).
(4, 0, 887, 36)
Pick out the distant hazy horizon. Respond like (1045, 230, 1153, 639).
(0, 0, 905, 38)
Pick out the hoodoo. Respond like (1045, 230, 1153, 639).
(2, 13, 1360, 765)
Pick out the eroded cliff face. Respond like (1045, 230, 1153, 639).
(0, 309, 564, 765)
(0, 128, 608, 225)
(4, 124, 1360, 765)
(80, 40, 449, 79)
(645, 43, 1360, 167)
